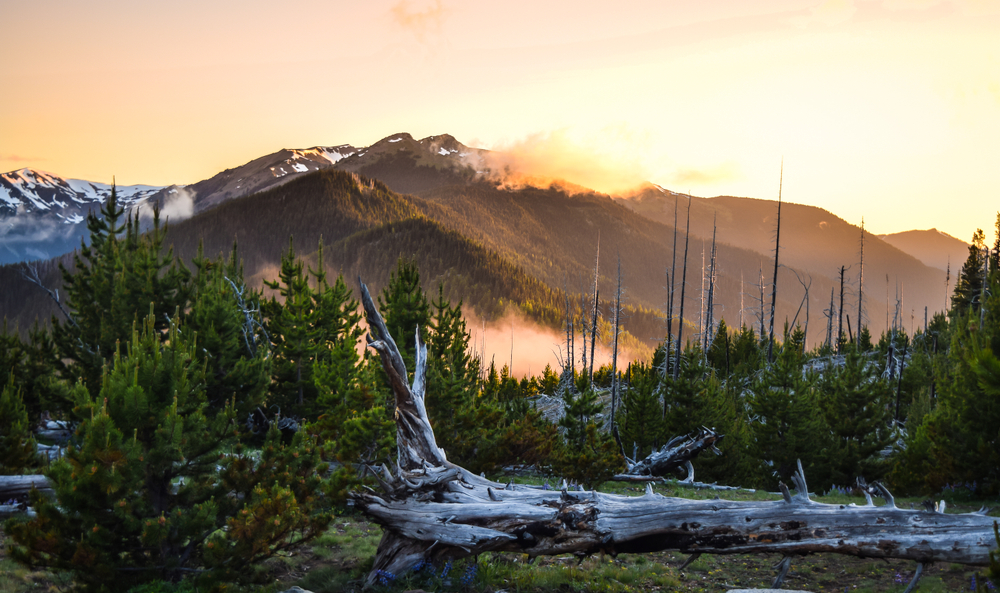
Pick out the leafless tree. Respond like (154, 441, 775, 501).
(857, 218, 866, 344)
(703, 216, 718, 355)
(610, 255, 623, 428)
(223, 276, 269, 358)
(767, 162, 783, 362)
(673, 197, 692, 381)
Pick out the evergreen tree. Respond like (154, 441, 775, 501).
(424, 286, 501, 469)
(311, 281, 393, 501)
(53, 190, 190, 397)
(186, 244, 270, 414)
(539, 363, 560, 394)
(6, 313, 329, 590)
(706, 319, 732, 376)
(729, 324, 765, 379)
(858, 326, 874, 352)
(552, 386, 621, 488)
(0, 320, 25, 390)
(311, 256, 363, 362)
(0, 373, 39, 475)
(263, 239, 321, 415)
(952, 229, 988, 313)
(484, 402, 558, 471)
(661, 343, 713, 440)
(818, 349, 895, 487)
(618, 363, 665, 460)
(694, 374, 762, 487)
(919, 329, 1000, 494)
(378, 258, 431, 379)
(749, 342, 832, 490)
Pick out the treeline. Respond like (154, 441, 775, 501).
(610, 218, 1000, 497)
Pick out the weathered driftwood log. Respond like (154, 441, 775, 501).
(0, 475, 52, 499)
(36, 419, 73, 444)
(351, 279, 999, 588)
(612, 428, 723, 482)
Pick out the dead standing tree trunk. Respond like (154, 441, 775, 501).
(352, 279, 999, 589)
(767, 162, 783, 362)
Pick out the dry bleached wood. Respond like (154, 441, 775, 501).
(351, 279, 999, 587)
(613, 427, 723, 482)
(0, 475, 52, 499)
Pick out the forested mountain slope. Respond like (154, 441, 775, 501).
(0, 170, 661, 350)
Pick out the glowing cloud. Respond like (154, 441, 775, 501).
(670, 162, 740, 187)
(791, 0, 858, 26)
(390, 0, 450, 42)
(463, 310, 643, 381)
(1, 155, 42, 165)
(473, 129, 651, 196)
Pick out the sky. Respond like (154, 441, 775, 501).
(1, 0, 998, 242)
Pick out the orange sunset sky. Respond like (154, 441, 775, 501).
(2, 0, 998, 242)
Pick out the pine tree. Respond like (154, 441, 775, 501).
(819, 349, 894, 487)
(922, 330, 1000, 494)
(694, 374, 762, 487)
(749, 342, 832, 490)
(552, 386, 621, 488)
(263, 239, 321, 415)
(539, 363, 560, 395)
(310, 277, 394, 501)
(0, 373, 39, 475)
(618, 363, 666, 460)
(729, 324, 765, 378)
(53, 190, 191, 397)
(310, 247, 363, 364)
(6, 312, 330, 590)
(858, 325, 874, 352)
(661, 343, 713, 440)
(186, 244, 270, 414)
(378, 257, 431, 378)
(706, 319, 731, 375)
(424, 286, 500, 469)
(952, 229, 988, 313)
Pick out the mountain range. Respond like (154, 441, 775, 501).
(0, 132, 969, 357)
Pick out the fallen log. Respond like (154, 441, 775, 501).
(0, 475, 53, 499)
(350, 279, 999, 589)
(612, 427, 723, 482)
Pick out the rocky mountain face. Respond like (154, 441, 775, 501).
(0, 133, 487, 264)
(0, 168, 169, 263)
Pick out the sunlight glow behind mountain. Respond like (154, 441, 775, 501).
(2, 0, 998, 242)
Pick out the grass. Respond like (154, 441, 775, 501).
(0, 535, 73, 593)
